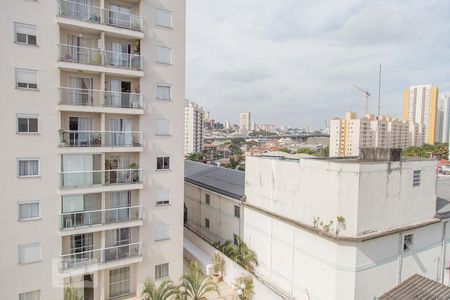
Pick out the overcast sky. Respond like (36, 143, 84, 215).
(186, 0, 450, 128)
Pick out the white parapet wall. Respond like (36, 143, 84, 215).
(184, 227, 288, 300)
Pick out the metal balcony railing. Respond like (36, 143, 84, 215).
(59, 130, 143, 148)
(60, 205, 143, 229)
(58, 87, 143, 109)
(58, 44, 143, 70)
(59, 168, 143, 188)
(57, 0, 144, 32)
(59, 242, 143, 271)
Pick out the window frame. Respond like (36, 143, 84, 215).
(15, 68, 38, 90)
(156, 190, 170, 206)
(109, 266, 131, 299)
(156, 8, 173, 28)
(14, 22, 37, 46)
(156, 156, 171, 171)
(155, 223, 170, 242)
(156, 46, 173, 65)
(17, 200, 41, 221)
(205, 218, 210, 229)
(413, 170, 421, 187)
(17, 158, 40, 178)
(234, 205, 240, 218)
(155, 263, 169, 279)
(16, 113, 39, 134)
(18, 242, 41, 264)
(155, 119, 172, 136)
(205, 194, 210, 205)
(155, 84, 172, 101)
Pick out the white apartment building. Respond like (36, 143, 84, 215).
(239, 112, 251, 130)
(243, 153, 450, 300)
(184, 100, 204, 155)
(1, 1, 185, 299)
(184, 160, 244, 244)
(402, 84, 439, 144)
(438, 94, 450, 143)
(330, 112, 423, 157)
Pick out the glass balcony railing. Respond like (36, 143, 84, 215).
(60, 205, 143, 229)
(59, 168, 143, 188)
(58, 44, 143, 70)
(59, 130, 143, 148)
(57, 0, 144, 32)
(59, 242, 143, 271)
(58, 87, 143, 109)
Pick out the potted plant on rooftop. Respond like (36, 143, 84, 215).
(211, 251, 226, 283)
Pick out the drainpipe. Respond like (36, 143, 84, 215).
(397, 232, 403, 285)
(441, 220, 448, 283)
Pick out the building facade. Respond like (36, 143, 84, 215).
(0, 1, 185, 299)
(239, 112, 251, 130)
(330, 112, 423, 157)
(184, 100, 204, 155)
(243, 154, 450, 300)
(402, 84, 439, 144)
(184, 161, 244, 244)
(438, 94, 450, 143)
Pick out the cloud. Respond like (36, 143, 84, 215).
(186, 0, 450, 127)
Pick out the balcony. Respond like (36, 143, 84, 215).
(60, 205, 142, 230)
(59, 168, 143, 189)
(58, 87, 143, 110)
(59, 130, 143, 148)
(58, 44, 143, 71)
(59, 242, 143, 271)
(57, 0, 144, 32)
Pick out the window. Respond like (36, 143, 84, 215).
(156, 120, 171, 136)
(403, 234, 413, 252)
(234, 205, 240, 218)
(18, 201, 40, 221)
(156, 84, 171, 100)
(109, 267, 130, 298)
(156, 47, 172, 64)
(19, 290, 40, 300)
(156, 9, 173, 28)
(18, 159, 39, 177)
(14, 23, 37, 45)
(205, 194, 210, 205)
(413, 170, 421, 187)
(155, 263, 169, 279)
(17, 114, 38, 133)
(156, 156, 170, 170)
(15, 68, 38, 89)
(18, 242, 41, 264)
(156, 191, 170, 206)
(155, 224, 170, 241)
(205, 218, 210, 229)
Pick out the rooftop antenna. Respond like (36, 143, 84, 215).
(377, 64, 382, 118)
(353, 85, 371, 115)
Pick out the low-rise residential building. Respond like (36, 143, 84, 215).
(330, 112, 424, 157)
(243, 151, 450, 300)
(184, 160, 244, 244)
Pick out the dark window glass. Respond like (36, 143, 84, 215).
(16, 33, 27, 43)
(28, 35, 37, 45)
(28, 118, 38, 132)
(18, 118, 28, 132)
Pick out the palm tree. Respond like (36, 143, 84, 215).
(64, 287, 82, 300)
(178, 261, 219, 300)
(233, 236, 258, 272)
(141, 278, 178, 300)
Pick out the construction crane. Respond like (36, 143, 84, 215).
(354, 85, 371, 115)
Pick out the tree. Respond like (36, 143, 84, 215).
(178, 261, 219, 300)
(403, 143, 448, 160)
(141, 278, 178, 300)
(214, 237, 258, 273)
(64, 287, 82, 300)
(186, 152, 205, 162)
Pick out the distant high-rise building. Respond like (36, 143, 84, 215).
(402, 84, 439, 144)
(240, 112, 251, 130)
(185, 100, 204, 155)
(330, 112, 423, 157)
(224, 121, 231, 129)
(437, 94, 450, 143)
(258, 124, 276, 133)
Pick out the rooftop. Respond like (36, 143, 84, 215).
(184, 160, 245, 200)
(379, 274, 450, 300)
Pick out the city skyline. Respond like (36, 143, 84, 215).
(186, 0, 450, 128)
